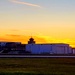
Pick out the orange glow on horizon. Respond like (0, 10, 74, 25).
(0, 35, 75, 47)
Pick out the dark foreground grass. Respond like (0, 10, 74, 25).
(0, 57, 75, 75)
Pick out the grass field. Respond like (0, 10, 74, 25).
(0, 58, 75, 75)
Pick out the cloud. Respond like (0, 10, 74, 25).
(9, 0, 42, 8)
(0, 38, 9, 41)
(6, 34, 21, 37)
(5, 34, 47, 44)
(10, 29, 20, 32)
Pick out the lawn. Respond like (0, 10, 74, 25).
(0, 57, 75, 75)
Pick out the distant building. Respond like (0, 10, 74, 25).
(28, 37, 35, 44)
(26, 38, 72, 54)
(0, 42, 7, 47)
(0, 42, 25, 54)
(0, 38, 74, 55)
(72, 48, 75, 54)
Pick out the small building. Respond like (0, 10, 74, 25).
(72, 48, 75, 54)
(28, 38, 35, 44)
(0, 42, 25, 54)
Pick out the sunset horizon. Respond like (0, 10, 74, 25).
(0, 0, 75, 47)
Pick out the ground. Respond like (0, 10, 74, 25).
(0, 57, 75, 75)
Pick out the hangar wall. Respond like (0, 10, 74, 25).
(26, 44, 72, 54)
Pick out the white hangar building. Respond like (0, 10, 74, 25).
(26, 38, 72, 54)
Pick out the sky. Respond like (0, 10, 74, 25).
(0, 0, 75, 47)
